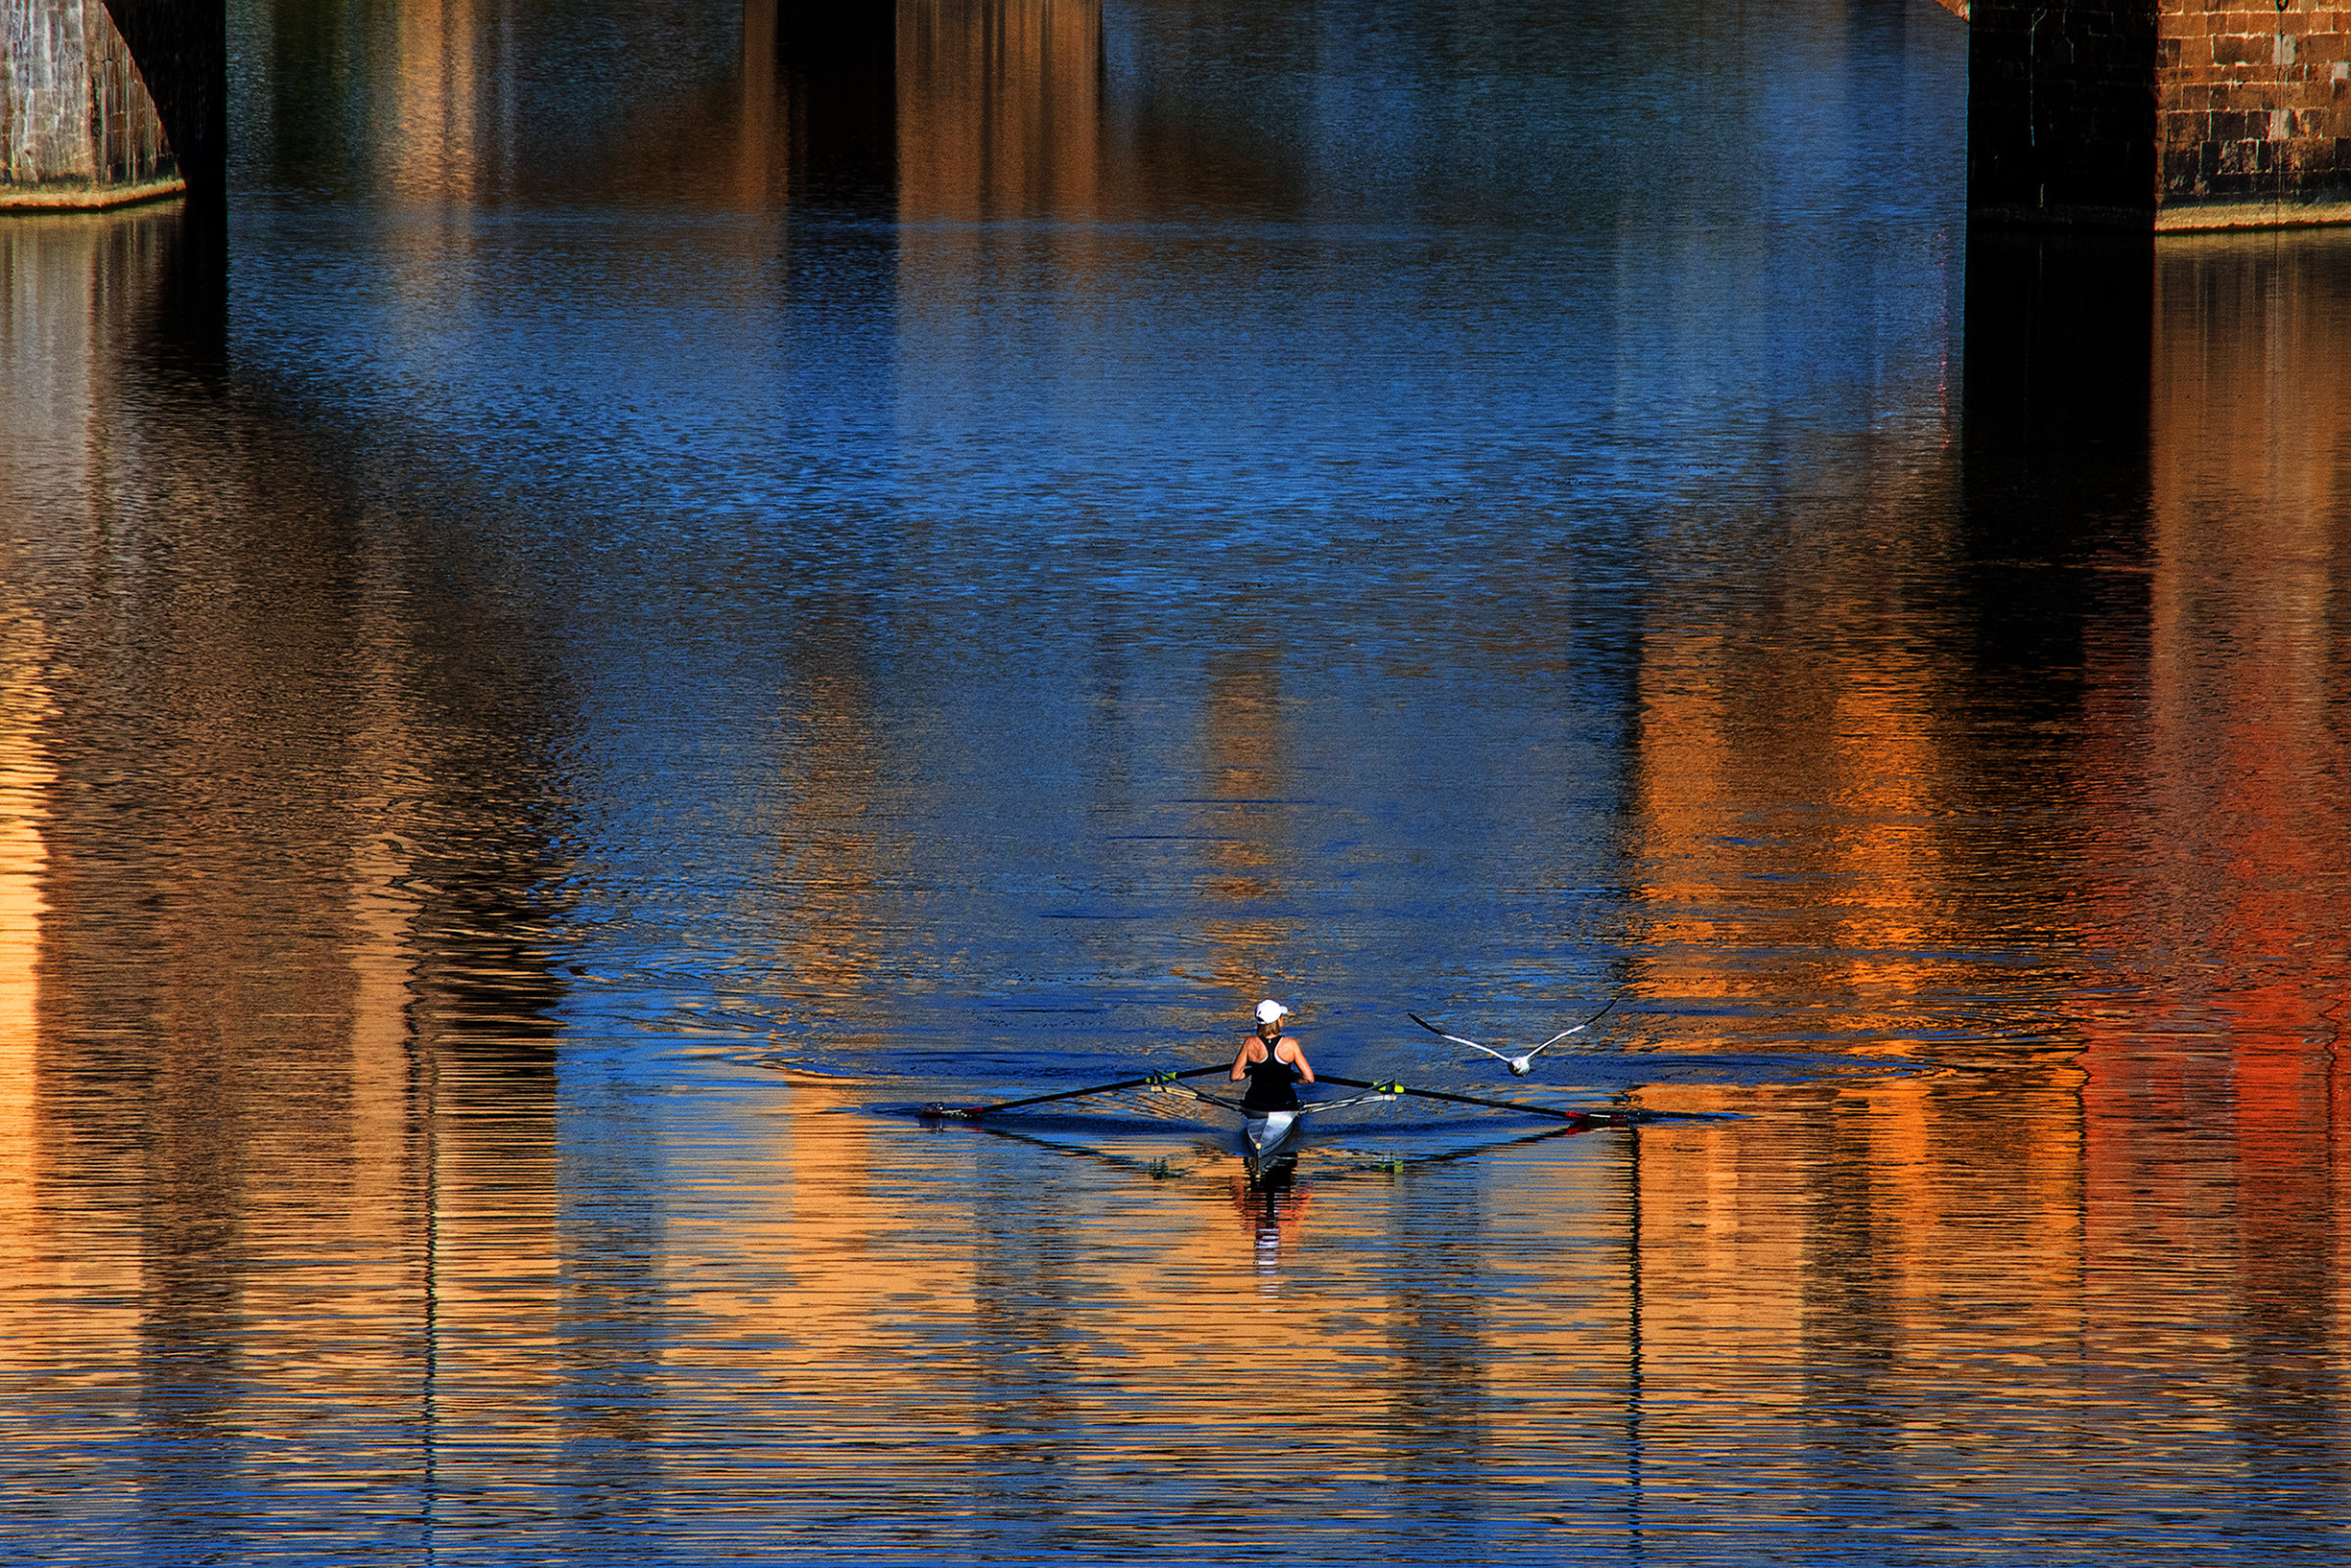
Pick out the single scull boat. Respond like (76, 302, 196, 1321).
(1181, 1082, 1402, 1154)
(926, 1065, 1648, 1144)
(1246, 1108, 1297, 1153)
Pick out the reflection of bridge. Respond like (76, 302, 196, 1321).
(3, 0, 2344, 226)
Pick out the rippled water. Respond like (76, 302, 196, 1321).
(4, 0, 2349, 1560)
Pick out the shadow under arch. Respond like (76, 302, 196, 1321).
(97, 0, 226, 202)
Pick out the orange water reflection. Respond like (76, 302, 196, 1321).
(0, 198, 574, 1537)
(2075, 229, 2351, 1436)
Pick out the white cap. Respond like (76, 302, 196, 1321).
(1255, 999, 1290, 1025)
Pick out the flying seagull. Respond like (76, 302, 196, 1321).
(1409, 997, 1619, 1077)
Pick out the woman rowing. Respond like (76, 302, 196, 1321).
(1231, 999, 1315, 1152)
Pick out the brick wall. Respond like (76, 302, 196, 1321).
(2157, 0, 2351, 226)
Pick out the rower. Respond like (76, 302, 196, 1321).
(1232, 999, 1315, 1150)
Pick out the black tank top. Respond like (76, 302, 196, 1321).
(1242, 1038, 1300, 1111)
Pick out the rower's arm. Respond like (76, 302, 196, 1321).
(1290, 1040, 1315, 1083)
(1230, 1038, 1255, 1081)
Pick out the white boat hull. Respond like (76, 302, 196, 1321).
(1245, 1110, 1296, 1153)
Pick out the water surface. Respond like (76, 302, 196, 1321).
(2, 0, 2348, 1560)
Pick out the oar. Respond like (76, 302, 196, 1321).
(1315, 1073, 1641, 1127)
(924, 1063, 1229, 1119)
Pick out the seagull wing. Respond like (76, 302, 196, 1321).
(1408, 1011, 1501, 1056)
(1531, 995, 1621, 1052)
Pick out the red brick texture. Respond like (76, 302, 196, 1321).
(2158, 0, 2351, 218)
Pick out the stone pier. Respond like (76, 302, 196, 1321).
(1, 0, 179, 208)
(1970, 0, 2351, 228)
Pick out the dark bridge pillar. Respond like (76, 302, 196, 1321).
(98, 0, 225, 202)
(776, 0, 898, 202)
(1968, 0, 2161, 226)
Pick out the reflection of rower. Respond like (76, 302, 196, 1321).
(1232, 1158, 1312, 1276)
(1230, 999, 1315, 1153)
